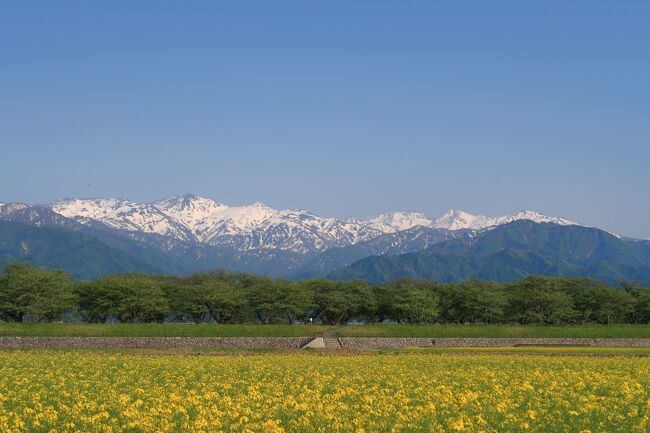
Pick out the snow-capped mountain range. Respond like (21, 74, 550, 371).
(3, 197, 648, 282)
(8, 195, 637, 279)
(42, 194, 578, 254)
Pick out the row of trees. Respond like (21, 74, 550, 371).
(1, 262, 650, 324)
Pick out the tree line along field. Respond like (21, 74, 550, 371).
(2, 262, 650, 326)
(0, 350, 648, 433)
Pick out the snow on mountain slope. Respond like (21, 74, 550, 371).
(50, 198, 196, 241)
(433, 209, 577, 231)
(492, 210, 576, 227)
(153, 195, 376, 252)
(432, 210, 494, 231)
(152, 194, 227, 234)
(348, 211, 434, 233)
(0, 202, 30, 217)
(0, 204, 81, 229)
(43, 195, 583, 255)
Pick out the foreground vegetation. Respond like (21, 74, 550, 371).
(334, 323, 650, 338)
(2, 262, 650, 325)
(0, 350, 648, 432)
(2, 323, 650, 338)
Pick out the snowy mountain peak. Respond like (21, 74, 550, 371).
(153, 196, 331, 248)
(432, 209, 577, 231)
(50, 198, 196, 241)
(493, 210, 576, 226)
(163, 193, 225, 208)
(352, 211, 434, 233)
(0, 202, 30, 216)
(152, 194, 227, 237)
(155, 194, 226, 208)
(433, 210, 492, 230)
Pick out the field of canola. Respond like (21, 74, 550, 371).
(0, 351, 648, 433)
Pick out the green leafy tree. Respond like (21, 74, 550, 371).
(0, 275, 9, 320)
(0, 262, 75, 322)
(88, 274, 169, 323)
(570, 284, 634, 324)
(75, 281, 115, 323)
(154, 276, 196, 322)
(434, 280, 505, 324)
(314, 280, 375, 324)
(634, 289, 650, 324)
(0, 274, 11, 321)
(375, 279, 440, 323)
(187, 278, 248, 323)
(248, 278, 313, 324)
(506, 288, 576, 324)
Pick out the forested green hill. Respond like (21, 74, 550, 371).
(331, 221, 650, 284)
(0, 221, 162, 280)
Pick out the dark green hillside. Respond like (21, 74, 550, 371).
(293, 227, 472, 278)
(0, 221, 163, 280)
(330, 221, 650, 284)
(429, 221, 650, 266)
(2, 205, 305, 276)
(329, 250, 577, 284)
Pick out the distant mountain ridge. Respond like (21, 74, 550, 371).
(292, 226, 476, 278)
(0, 220, 162, 280)
(432, 209, 577, 231)
(46, 194, 580, 253)
(2, 196, 641, 282)
(330, 220, 650, 284)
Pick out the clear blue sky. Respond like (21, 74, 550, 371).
(1, 1, 648, 238)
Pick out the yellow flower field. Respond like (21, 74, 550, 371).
(0, 351, 648, 433)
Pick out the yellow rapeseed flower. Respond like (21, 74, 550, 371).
(0, 351, 647, 433)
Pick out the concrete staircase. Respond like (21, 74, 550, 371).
(324, 336, 342, 348)
(301, 336, 325, 348)
(301, 328, 345, 349)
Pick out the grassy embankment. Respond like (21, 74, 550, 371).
(1, 323, 650, 338)
(0, 323, 333, 337)
(334, 324, 650, 338)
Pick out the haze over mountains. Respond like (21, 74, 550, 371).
(1, 194, 648, 283)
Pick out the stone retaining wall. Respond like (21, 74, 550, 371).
(0, 337, 308, 349)
(340, 337, 650, 348)
(431, 338, 650, 347)
(1, 336, 649, 349)
(340, 338, 435, 348)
